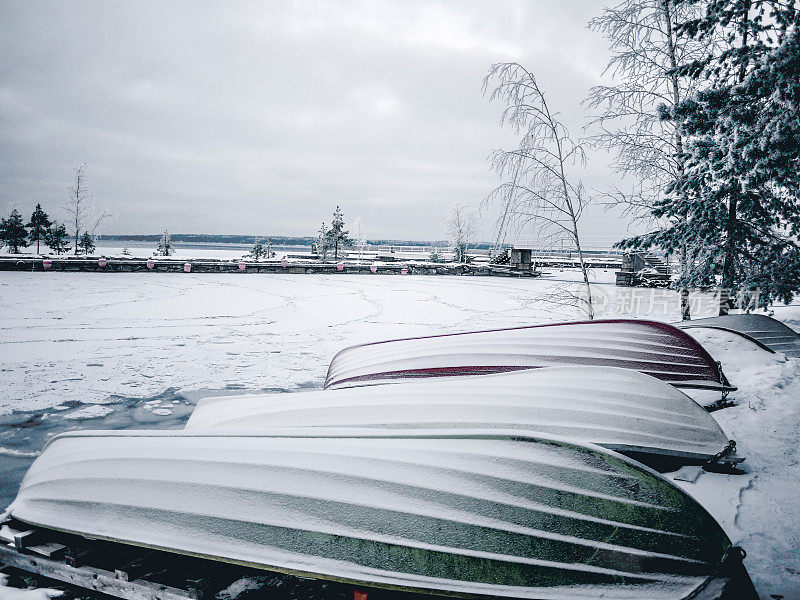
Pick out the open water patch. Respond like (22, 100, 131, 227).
(0, 386, 286, 509)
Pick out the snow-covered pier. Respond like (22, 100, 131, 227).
(0, 257, 460, 275)
(0, 253, 624, 275)
(0, 256, 544, 276)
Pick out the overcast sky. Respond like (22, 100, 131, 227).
(0, 1, 642, 245)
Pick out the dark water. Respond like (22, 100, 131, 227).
(0, 387, 297, 509)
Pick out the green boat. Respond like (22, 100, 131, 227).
(5, 429, 755, 599)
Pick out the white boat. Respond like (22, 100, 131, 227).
(676, 313, 800, 357)
(6, 429, 751, 599)
(186, 367, 738, 467)
(324, 319, 734, 392)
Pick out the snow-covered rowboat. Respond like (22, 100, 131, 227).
(186, 367, 740, 468)
(676, 313, 800, 357)
(325, 319, 734, 391)
(7, 429, 753, 599)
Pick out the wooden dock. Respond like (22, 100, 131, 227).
(0, 257, 544, 276)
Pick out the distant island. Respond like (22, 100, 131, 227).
(96, 233, 497, 250)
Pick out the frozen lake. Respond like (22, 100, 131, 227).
(1, 270, 798, 597)
(0, 270, 634, 416)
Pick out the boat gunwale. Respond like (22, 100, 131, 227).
(5, 514, 718, 600)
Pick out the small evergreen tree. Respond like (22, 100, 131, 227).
(27, 204, 53, 253)
(45, 223, 70, 254)
(250, 239, 264, 259)
(121, 246, 131, 256)
(326, 206, 353, 260)
(316, 222, 329, 261)
(0, 209, 30, 253)
(78, 231, 95, 254)
(265, 237, 274, 258)
(156, 230, 173, 256)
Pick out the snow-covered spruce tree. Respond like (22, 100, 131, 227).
(620, 0, 800, 313)
(586, 0, 708, 318)
(316, 222, 329, 261)
(250, 239, 264, 259)
(45, 223, 70, 254)
(0, 208, 29, 253)
(327, 206, 353, 261)
(484, 62, 595, 319)
(156, 230, 173, 256)
(78, 231, 95, 255)
(27, 204, 53, 254)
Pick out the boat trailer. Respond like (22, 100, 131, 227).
(1, 515, 387, 600)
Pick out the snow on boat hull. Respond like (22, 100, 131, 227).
(186, 367, 734, 465)
(9, 430, 735, 600)
(324, 319, 734, 392)
(676, 314, 800, 357)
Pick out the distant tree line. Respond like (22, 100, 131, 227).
(97, 232, 501, 249)
(101, 233, 320, 245)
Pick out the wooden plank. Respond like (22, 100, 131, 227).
(0, 525, 37, 549)
(27, 542, 67, 559)
(0, 544, 200, 600)
(65, 543, 104, 568)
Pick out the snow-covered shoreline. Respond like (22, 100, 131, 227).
(1, 271, 798, 598)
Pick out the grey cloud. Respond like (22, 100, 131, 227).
(0, 0, 637, 244)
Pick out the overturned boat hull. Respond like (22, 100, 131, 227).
(324, 319, 734, 392)
(187, 367, 737, 467)
(676, 313, 800, 357)
(8, 429, 739, 599)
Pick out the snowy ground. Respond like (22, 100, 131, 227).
(0, 269, 798, 598)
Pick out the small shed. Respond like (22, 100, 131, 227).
(509, 247, 533, 269)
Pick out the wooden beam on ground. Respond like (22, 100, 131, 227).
(0, 544, 201, 600)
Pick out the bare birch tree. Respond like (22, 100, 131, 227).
(64, 163, 111, 255)
(65, 164, 92, 255)
(585, 0, 708, 319)
(484, 62, 595, 319)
